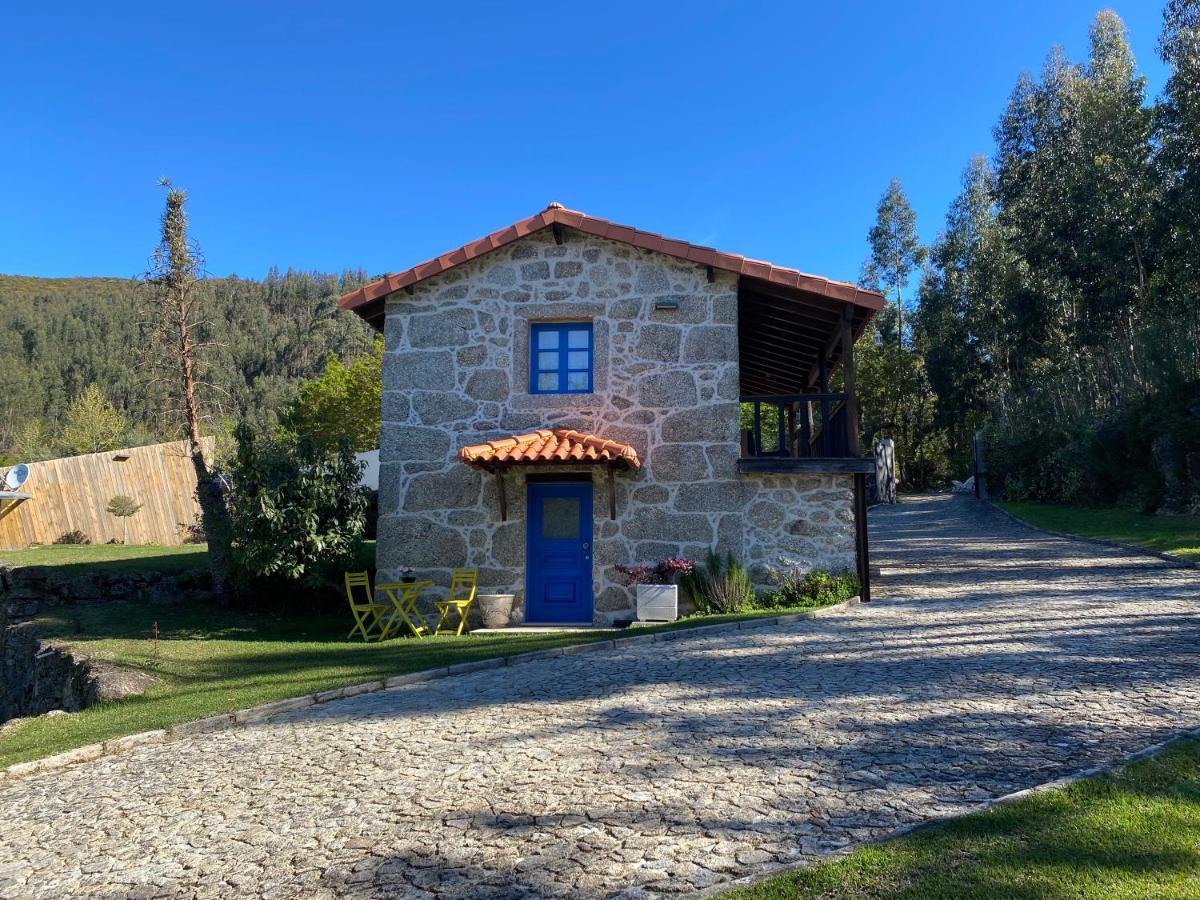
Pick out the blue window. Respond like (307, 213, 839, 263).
(530, 323, 593, 394)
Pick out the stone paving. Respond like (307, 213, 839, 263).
(2, 494, 1200, 898)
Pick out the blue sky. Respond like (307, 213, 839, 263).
(0, 2, 1169, 285)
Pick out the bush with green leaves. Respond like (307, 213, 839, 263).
(679, 549, 753, 615)
(225, 424, 368, 600)
(758, 568, 860, 610)
(277, 338, 383, 452)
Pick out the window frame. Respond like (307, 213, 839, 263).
(529, 322, 594, 395)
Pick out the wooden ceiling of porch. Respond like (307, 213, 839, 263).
(737, 278, 877, 398)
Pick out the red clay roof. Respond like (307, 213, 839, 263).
(339, 204, 885, 324)
(459, 428, 641, 470)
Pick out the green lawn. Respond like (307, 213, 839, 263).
(0, 595, 838, 768)
(0, 542, 210, 576)
(1000, 502, 1200, 562)
(728, 739, 1200, 899)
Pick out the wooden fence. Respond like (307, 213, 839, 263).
(0, 439, 212, 549)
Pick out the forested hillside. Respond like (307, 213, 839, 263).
(857, 2, 1200, 513)
(0, 268, 376, 462)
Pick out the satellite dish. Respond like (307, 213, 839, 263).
(4, 464, 29, 491)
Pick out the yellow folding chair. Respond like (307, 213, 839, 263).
(434, 568, 478, 636)
(345, 571, 388, 642)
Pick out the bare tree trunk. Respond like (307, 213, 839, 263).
(147, 181, 234, 596)
(176, 276, 232, 593)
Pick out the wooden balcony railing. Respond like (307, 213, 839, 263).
(740, 393, 863, 466)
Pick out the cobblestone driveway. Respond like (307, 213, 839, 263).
(2, 495, 1199, 898)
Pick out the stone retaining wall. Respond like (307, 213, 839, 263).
(0, 564, 192, 723)
(1, 563, 210, 620)
(378, 228, 857, 623)
(0, 620, 93, 722)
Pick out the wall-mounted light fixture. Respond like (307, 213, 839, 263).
(653, 299, 679, 311)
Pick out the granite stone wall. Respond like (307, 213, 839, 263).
(378, 229, 856, 623)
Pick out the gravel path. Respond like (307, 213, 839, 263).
(1, 494, 1198, 898)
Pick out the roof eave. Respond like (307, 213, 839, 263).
(338, 205, 887, 323)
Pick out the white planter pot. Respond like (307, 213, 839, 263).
(636, 584, 678, 622)
(478, 593, 515, 629)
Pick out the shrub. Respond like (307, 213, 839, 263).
(225, 424, 369, 604)
(179, 515, 206, 544)
(759, 568, 859, 610)
(613, 558, 693, 587)
(679, 550, 753, 614)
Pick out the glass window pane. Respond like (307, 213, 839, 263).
(567, 328, 589, 348)
(567, 350, 589, 369)
(537, 372, 559, 391)
(566, 371, 589, 391)
(537, 329, 559, 350)
(537, 351, 559, 370)
(542, 497, 580, 539)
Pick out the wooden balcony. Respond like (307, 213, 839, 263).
(738, 394, 872, 473)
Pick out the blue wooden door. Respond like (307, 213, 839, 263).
(525, 482, 593, 623)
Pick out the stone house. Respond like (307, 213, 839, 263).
(340, 205, 883, 624)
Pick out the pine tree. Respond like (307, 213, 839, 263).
(142, 181, 234, 592)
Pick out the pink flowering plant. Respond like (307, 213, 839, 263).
(613, 557, 693, 586)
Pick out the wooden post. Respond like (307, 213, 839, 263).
(802, 401, 813, 458)
(752, 402, 763, 457)
(973, 431, 989, 500)
(841, 309, 861, 456)
(853, 472, 871, 602)
(818, 359, 831, 457)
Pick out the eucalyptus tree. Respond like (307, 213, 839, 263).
(861, 178, 926, 346)
(1156, 0, 1200, 331)
(915, 157, 1005, 457)
(993, 11, 1154, 411)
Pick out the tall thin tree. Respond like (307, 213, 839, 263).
(861, 178, 927, 346)
(142, 180, 233, 591)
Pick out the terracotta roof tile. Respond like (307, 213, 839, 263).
(458, 428, 641, 470)
(339, 204, 886, 324)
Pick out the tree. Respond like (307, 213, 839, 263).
(855, 310, 948, 490)
(1156, 0, 1200, 321)
(916, 157, 1010, 466)
(226, 424, 368, 590)
(142, 181, 233, 591)
(278, 338, 383, 451)
(861, 178, 927, 346)
(993, 13, 1154, 401)
(59, 384, 127, 455)
(105, 495, 142, 545)
(8, 419, 55, 463)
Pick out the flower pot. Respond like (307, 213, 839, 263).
(636, 584, 678, 622)
(478, 593, 515, 629)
